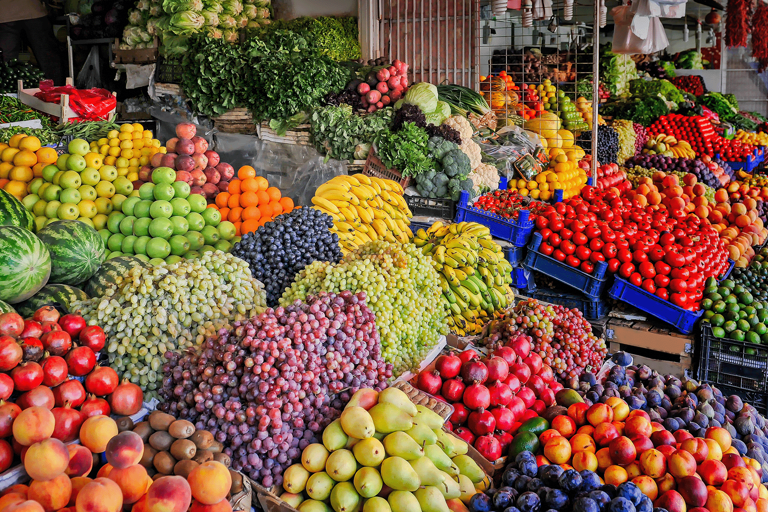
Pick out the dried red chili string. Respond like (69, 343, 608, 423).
(752, 2, 768, 70)
(726, 0, 752, 47)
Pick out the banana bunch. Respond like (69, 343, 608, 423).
(644, 134, 697, 159)
(413, 221, 515, 336)
(670, 140, 696, 159)
(735, 129, 768, 147)
(311, 175, 413, 254)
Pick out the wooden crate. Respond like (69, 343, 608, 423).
(212, 108, 258, 135)
(112, 37, 159, 64)
(605, 318, 694, 377)
(258, 121, 312, 145)
(17, 78, 116, 122)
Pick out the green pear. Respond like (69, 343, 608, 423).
(409, 456, 447, 488)
(415, 487, 450, 512)
(353, 437, 386, 467)
(306, 472, 336, 501)
(283, 463, 310, 494)
(382, 432, 424, 460)
(378, 387, 417, 416)
(326, 449, 357, 482)
(341, 406, 376, 440)
(452, 455, 484, 484)
(302, 443, 330, 473)
(280, 493, 304, 508)
(380, 456, 421, 491)
(298, 500, 332, 512)
(439, 472, 461, 499)
(456, 474, 475, 502)
(415, 405, 444, 429)
(406, 423, 437, 446)
(363, 497, 392, 512)
(353, 467, 383, 498)
(330, 481, 361, 512)
(448, 433, 468, 456)
(433, 429, 457, 457)
(424, 445, 459, 476)
(323, 419, 349, 452)
(345, 388, 379, 410)
(388, 491, 422, 512)
(369, 403, 414, 433)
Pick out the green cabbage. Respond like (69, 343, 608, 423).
(222, 0, 242, 15)
(401, 82, 439, 113)
(201, 10, 218, 25)
(219, 14, 236, 28)
(169, 11, 204, 35)
(223, 28, 239, 43)
(163, 0, 203, 13)
(203, 0, 223, 12)
(433, 101, 451, 123)
(204, 26, 223, 38)
(160, 33, 189, 55)
(235, 14, 248, 27)
(243, 4, 257, 18)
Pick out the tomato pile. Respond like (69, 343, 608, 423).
(648, 114, 757, 161)
(595, 163, 632, 192)
(473, 189, 552, 222)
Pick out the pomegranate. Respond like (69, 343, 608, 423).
(450, 403, 469, 425)
(78, 325, 106, 352)
(510, 362, 532, 384)
(0, 335, 22, 371)
(495, 431, 513, 452)
(463, 383, 490, 410)
(0, 312, 23, 337)
(51, 402, 85, 442)
(454, 427, 475, 445)
(524, 353, 543, 375)
(491, 405, 515, 431)
(527, 375, 547, 398)
(505, 374, 522, 394)
(40, 356, 69, 387)
(507, 396, 526, 420)
(493, 346, 517, 366)
(109, 379, 143, 415)
(53, 379, 86, 408)
(18, 386, 54, 410)
(0, 374, 12, 401)
(488, 380, 512, 407)
(65, 346, 96, 376)
(11, 362, 43, 391)
(434, 354, 461, 379)
(415, 370, 442, 395)
(441, 378, 465, 402)
(19, 338, 43, 362)
(540, 388, 556, 407)
(0, 401, 20, 437)
(539, 364, 555, 384)
(33, 306, 59, 323)
(508, 333, 532, 359)
(58, 314, 86, 338)
(474, 434, 502, 461)
(460, 361, 488, 384)
(85, 366, 119, 396)
(485, 356, 509, 383)
(444, 421, 453, 431)
(41, 331, 71, 356)
(40, 321, 61, 334)
(19, 320, 43, 339)
(457, 349, 478, 364)
(468, 408, 496, 435)
(517, 387, 536, 409)
(80, 394, 111, 417)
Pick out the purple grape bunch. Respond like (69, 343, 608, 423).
(159, 290, 393, 488)
(632, 123, 648, 156)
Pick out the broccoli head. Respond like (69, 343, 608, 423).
(442, 148, 471, 178)
(427, 136, 458, 161)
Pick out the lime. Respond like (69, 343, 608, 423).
(755, 323, 768, 336)
(737, 319, 751, 332)
(705, 277, 718, 289)
(732, 330, 746, 341)
(725, 295, 739, 306)
(724, 320, 737, 333)
(712, 326, 726, 338)
(713, 301, 727, 313)
(739, 292, 754, 305)
(746, 331, 762, 344)
(706, 291, 722, 301)
(711, 314, 725, 327)
(701, 298, 714, 311)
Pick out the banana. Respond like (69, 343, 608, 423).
(421, 242, 434, 255)
(453, 268, 469, 281)
(443, 287, 457, 304)
(434, 246, 446, 264)
(438, 276, 450, 294)
(371, 219, 389, 238)
(444, 255, 460, 268)
(311, 197, 340, 214)
(354, 174, 372, 186)
(367, 179, 382, 195)
(450, 283, 471, 304)
(334, 175, 361, 187)
(338, 207, 359, 223)
(478, 238, 501, 251)
(335, 221, 356, 233)
(466, 289, 481, 308)
(461, 278, 480, 295)
(366, 227, 379, 241)
(478, 266, 495, 287)
(460, 266, 475, 277)
(433, 226, 451, 238)
(462, 309, 479, 323)
(443, 266, 460, 287)
(328, 199, 352, 209)
(492, 287, 508, 308)
(354, 204, 373, 224)
(386, 179, 403, 195)
(427, 221, 444, 235)
(449, 303, 462, 317)
(469, 274, 488, 292)
(382, 215, 398, 232)
(313, 206, 342, 222)
(354, 231, 371, 244)
(394, 218, 409, 234)
(319, 189, 355, 203)
(371, 207, 388, 220)
(349, 186, 373, 201)
(446, 248, 469, 266)
(315, 183, 351, 197)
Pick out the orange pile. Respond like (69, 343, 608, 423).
(208, 166, 295, 236)
(0, 135, 57, 199)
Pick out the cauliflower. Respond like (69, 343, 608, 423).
(442, 115, 473, 142)
(462, 140, 482, 169)
(468, 163, 500, 195)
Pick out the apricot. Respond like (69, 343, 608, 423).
(586, 403, 614, 427)
(67, 478, 91, 507)
(189, 500, 232, 512)
(594, 422, 620, 447)
(669, 449, 699, 478)
(27, 474, 71, 512)
(75, 478, 122, 512)
(539, 429, 562, 446)
(568, 403, 589, 426)
(79, 415, 118, 453)
(605, 397, 630, 422)
(570, 433, 597, 454)
(551, 415, 577, 438)
(705, 439, 724, 461)
(609, 436, 637, 466)
(105, 431, 144, 469)
(700, 460, 728, 486)
(65, 445, 93, 477)
(656, 490, 687, 512)
(544, 437, 572, 464)
(632, 435, 654, 454)
(108, 464, 149, 504)
(13, 407, 54, 446)
(730, 467, 758, 491)
(187, 461, 231, 505)
(604, 465, 629, 486)
(146, 476, 192, 512)
(572, 451, 598, 472)
(24, 438, 69, 481)
(3, 501, 44, 512)
(577, 425, 595, 437)
(597, 447, 613, 472)
(681, 438, 710, 464)
(96, 464, 113, 479)
(707, 488, 735, 512)
(656, 473, 677, 493)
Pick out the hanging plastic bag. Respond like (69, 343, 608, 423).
(643, 17, 670, 53)
(612, 5, 646, 53)
(75, 46, 102, 90)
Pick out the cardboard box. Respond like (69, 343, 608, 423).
(605, 318, 693, 377)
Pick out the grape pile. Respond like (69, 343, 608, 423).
(632, 122, 648, 155)
(159, 291, 392, 488)
(626, 154, 721, 189)
(231, 208, 343, 306)
(576, 126, 619, 165)
(612, 120, 638, 165)
(73, 251, 267, 400)
(281, 240, 447, 376)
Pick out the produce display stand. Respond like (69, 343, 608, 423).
(112, 37, 159, 64)
(258, 121, 312, 146)
(404, 194, 456, 220)
(211, 108, 259, 135)
(16, 77, 116, 122)
(717, 148, 765, 173)
(362, 151, 411, 189)
(455, 194, 535, 247)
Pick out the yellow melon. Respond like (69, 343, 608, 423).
(546, 134, 563, 149)
(558, 129, 575, 149)
(539, 136, 549, 149)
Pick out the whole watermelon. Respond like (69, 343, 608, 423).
(0, 189, 34, 231)
(37, 220, 107, 286)
(15, 284, 90, 318)
(0, 226, 51, 303)
(0, 300, 16, 314)
(83, 255, 149, 297)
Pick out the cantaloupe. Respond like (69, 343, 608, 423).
(558, 129, 575, 149)
(546, 134, 563, 149)
(523, 112, 561, 135)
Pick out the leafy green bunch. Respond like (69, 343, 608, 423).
(309, 105, 393, 161)
(376, 122, 434, 177)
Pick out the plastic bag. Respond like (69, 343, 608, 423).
(75, 46, 102, 90)
(612, 6, 669, 54)
(34, 81, 116, 121)
(476, 127, 546, 181)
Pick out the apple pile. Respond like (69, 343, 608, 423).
(347, 59, 409, 113)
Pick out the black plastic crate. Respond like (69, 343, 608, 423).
(405, 195, 456, 219)
(155, 56, 184, 84)
(697, 323, 768, 415)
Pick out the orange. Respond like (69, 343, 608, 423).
(255, 176, 269, 191)
(258, 204, 272, 220)
(242, 206, 261, 221)
(1, 148, 20, 163)
(9, 166, 32, 182)
(4, 181, 26, 198)
(266, 187, 281, 202)
(18, 136, 41, 152)
(35, 147, 57, 165)
(227, 194, 241, 209)
(256, 190, 270, 205)
(13, 150, 36, 167)
(270, 202, 283, 216)
(8, 134, 26, 149)
(215, 192, 230, 209)
(228, 207, 243, 222)
(233, 222, 242, 236)
(0, 162, 12, 179)
(242, 218, 260, 234)
(240, 191, 259, 207)
(228, 180, 241, 195)
(240, 178, 259, 193)
(218, 208, 230, 221)
(279, 197, 294, 213)
(0, 143, 8, 152)
(238, 166, 256, 180)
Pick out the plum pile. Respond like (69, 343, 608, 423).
(714, 157, 737, 181)
(576, 126, 619, 166)
(625, 154, 721, 190)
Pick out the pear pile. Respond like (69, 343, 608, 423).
(279, 387, 488, 512)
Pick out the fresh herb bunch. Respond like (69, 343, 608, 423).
(310, 104, 393, 161)
(246, 16, 360, 61)
(392, 103, 427, 131)
(324, 89, 364, 110)
(375, 122, 434, 177)
(699, 92, 739, 121)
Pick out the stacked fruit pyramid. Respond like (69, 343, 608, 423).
(0, 135, 58, 200)
(92, 122, 164, 184)
(311, 175, 413, 253)
(414, 221, 515, 335)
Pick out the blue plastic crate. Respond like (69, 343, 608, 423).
(717, 148, 764, 173)
(511, 266, 536, 293)
(522, 233, 609, 299)
(455, 179, 534, 247)
(409, 219, 439, 232)
(608, 277, 704, 334)
(504, 245, 526, 266)
(720, 259, 736, 281)
(530, 288, 608, 320)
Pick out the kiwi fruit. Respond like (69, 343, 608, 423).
(116, 416, 134, 432)
(149, 431, 174, 452)
(229, 470, 243, 494)
(153, 451, 176, 475)
(133, 422, 154, 442)
(148, 411, 176, 431)
(174, 460, 199, 478)
(170, 439, 196, 461)
(193, 449, 213, 464)
(140, 444, 158, 468)
(168, 420, 195, 439)
(207, 441, 223, 454)
(213, 452, 231, 467)
(189, 430, 214, 449)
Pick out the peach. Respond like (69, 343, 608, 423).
(108, 464, 148, 504)
(551, 415, 577, 438)
(707, 488, 735, 512)
(609, 436, 637, 466)
(675, 430, 695, 443)
(13, 407, 54, 446)
(105, 431, 144, 469)
(705, 439, 724, 461)
(699, 460, 728, 486)
(634, 475, 660, 500)
(146, 476, 192, 512)
(605, 465, 629, 486)
(745, 499, 758, 512)
(723, 454, 747, 470)
(572, 451, 598, 472)
(679, 476, 709, 508)
(79, 416, 118, 453)
(65, 445, 93, 477)
(75, 478, 122, 512)
(132, 495, 149, 512)
(2, 486, 28, 499)
(67, 477, 91, 507)
(187, 461, 231, 505)
(24, 438, 69, 481)
(730, 467, 758, 492)
(190, 500, 232, 512)
(681, 438, 710, 464)
(632, 435, 654, 455)
(640, 449, 668, 478)
(613, 421, 625, 437)
(570, 433, 597, 454)
(577, 425, 596, 437)
(657, 473, 678, 493)
(628, 410, 651, 422)
(626, 461, 642, 479)
(568, 403, 589, 426)
(0, 494, 26, 511)
(540, 429, 562, 446)
(652, 430, 677, 447)
(656, 490, 688, 512)
(757, 499, 768, 512)
(625, 416, 652, 438)
(544, 436, 572, 464)
(28, 474, 71, 512)
(4, 501, 44, 512)
(670, 450, 699, 478)
(586, 403, 614, 427)
(723, 481, 751, 508)
(594, 422, 620, 447)
(597, 447, 613, 472)
(96, 464, 113, 479)
(761, 486, 768, 500)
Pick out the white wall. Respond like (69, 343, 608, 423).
(273, 0, 358, 19)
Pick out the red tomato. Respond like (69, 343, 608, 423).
(616, 239, 630, 251)
(549, 233, 561, 247)
(619, 262, 635, 279)
(540, 243, 554, 256)
(669, 279, 688, 293)
(639, 261, 656, 279)
(633, 250, 649, 264)
(602, 243, 617, 259)
(566, 255, 581, 268)
(553, 250, 566, 262)
(670, 293, 688, 308)
(561, 241, 576, 255)
(660, 232, 675, 246)
(590, 252, 606, 263)
(575, 246, 591, 261)
(671, 268, 690, 279)
(618, 249, 633, 264)
(536, 216, 549, 229)
(654, 273, 670, 288)
(648, 246, 665, 262)
(573, 232, 588, 246)
(549, 218, 564, 232)
(642, 279, 656, 294)
(561, 228, 574, 241)
(654, 260, 671, 275)
(664, 251, 685, 268)
(589, 238, 604, 252)
(656, 287, 669, 301)
(539, 228, 553, 241)
(585, 226, 602, 239)
(629, 272, 643, 287)
(607, 258, 621, 274)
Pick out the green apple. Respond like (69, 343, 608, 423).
(44, 200, 61, 219)
(170, 198, 191, 217)
(185, 212, 204, 232)
(146, 238, 171, 259)
(134, 253, 150, 262)
(121, 197, 140, 217)
(133, 200, 152, 219)
(107, 233, 125, 252)
(111, 194, 127, 212)
(76, 217, 94, 229)
(34, 217, 46, 231)
(218, 221, 236, 241)
(41, 184, 61, 202)
(170, 216, 189, 235)
(148, 218, 174, 239)
(55, 154, 69, 171)
(186, 231, 204, 251)
(171, 181, 190, 199)
(52, 171, 63, 185)
(201, 225, 220, 245)
(152, 167, 176, 185)
(57, 203, 79, 221)
(113, 176, 134, 196)
(81, 167, 101, 186)
(78, 185, 97, 201)
(95, 197, 113, 215)
(165, 255, 183, 264)
(121, 235, 137, 254)
(169, 235, 190, 256)
(107, 212, 126, 233)
(200, 245, 215, 254)
(133, 217, 152, 237)
(66, 154, 87, 172)
(138, 183, 155, 201)
(188, 194, 207, 213)
(44, 218, 57, 227)
(60, 171, 82, 189)
(214, 240, 232, 253)
(42, 165, 59, 182)
(95, 181, 115, 198)
(78, 201, 97, 219)
(183, 251, 200, 260)
(201, 208, 221, 227)
(134, 235, 150, 255)
(32, 199, 47, 217)
(37, 183, 50, 199)
(149, 200, 173, 219)
(93, 214, 108, 230)
(59, 189, 81, 205)
(109, 251, 127, 260)
(98, 229, 111, 244)
(99, 165, 118, 182)
(21, 194, 39, 212)
(119, 216, 136, 236)
(153, 183, 175, 202)
(28, 178, 43, 195)
(68, 138, 90, 156)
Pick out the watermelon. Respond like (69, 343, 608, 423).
(0, 226, 51, 303)
(83, 255, 149, 298)
(15, 284, 90, 318)
(0, 189, 34, 231)
(0, 300, 16, 314)
(37, 220, 107, 286)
